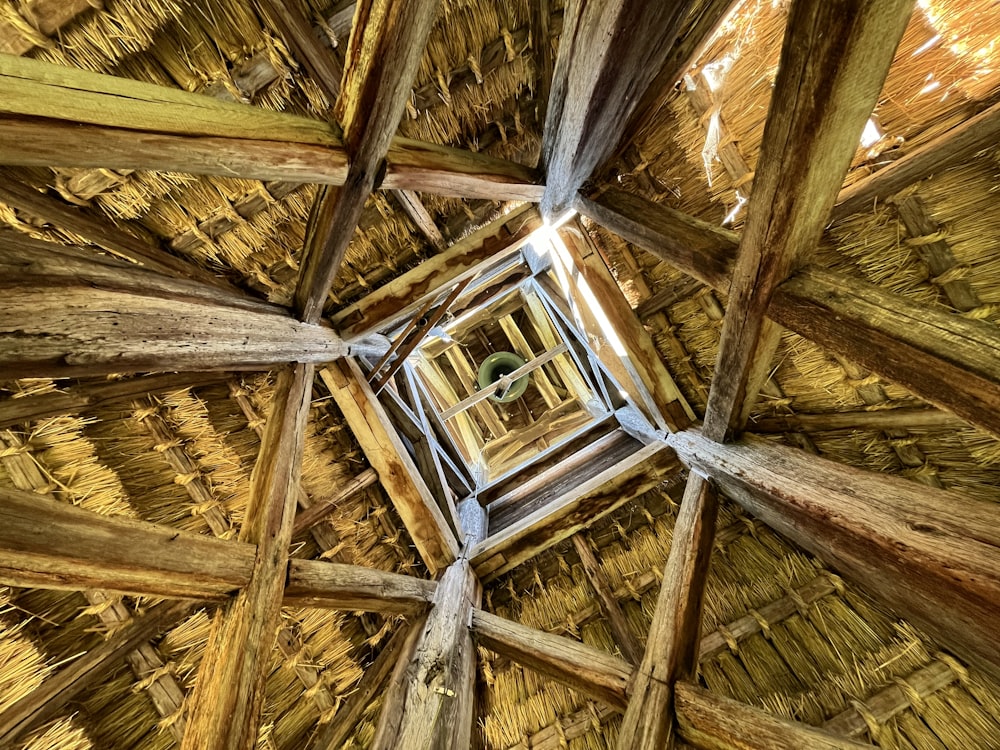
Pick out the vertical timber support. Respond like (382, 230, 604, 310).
(617, 473, 718, 748)
(371, 558, 480, 749)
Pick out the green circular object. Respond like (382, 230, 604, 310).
(477, 351, 529, 403)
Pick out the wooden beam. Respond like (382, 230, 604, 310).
(667, 429, 1000, 681)
(182, 364, 313, 750)
(749, 406, 963, 435)
(371, 559, 479, 749)
(832, 99, 1000, 221)
(258, 0, 344, 107)
(293, 0, 441, 322)
(394, 189, 447, 250)
(770, 267, 1000, 440)
(0, 372, 228, 428)
(470, 609, 631, 711)
(0, 175, 232, 290)
(471, 442, 678, 582)
(292, 468, 379, 535)
(0, 600, 195, 747)
(1, 235, 346, 378)
(332, 205, 539, 338)
(674, 681, 869, 750)
(571, 534, 643, 665)
(321, 360, 460, 573)
(284, 559, 435, 615)
(312, 623, 414, 750)
(701, 0, 915, 441)
(616, 473, 718, 748)
(540, 0, 697, 215)
(558, 221, 693, 431)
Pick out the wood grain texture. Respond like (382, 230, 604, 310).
(702, 0, 915, 441)
(674, 682, 869, 749)
(770, 267, 1000, 439)
(616, 473, 718, 749)
(332, 205, 538, 338)
(668, 429, 1000, 681)
(322, 360, 460, 573)
(285, 559, 435, 614)
(0, 600, 194, 746)
(371, 559, 479, 749)
(182, 364, 313, 750)
(471, 442, 678, 582)
(832, 98, 1000, 221)
(471, 610, 631, 711)
(749, 407, 962, 435)
(541, 0, 696, 214)
(291, 468, 379, 535)
(0, 235, 346, 377)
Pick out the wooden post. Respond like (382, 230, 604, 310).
(700, 0, 914, 441)
(371, 559, 479, 749)
(616, 473, 718, 748)
(668, 429, 1000, 682)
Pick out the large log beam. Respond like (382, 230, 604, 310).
(668, 429, 1000, 681)
(701, 0, 914, 441)
(371, 559, 479, 749)
(616, 473, 718, 748)
(293, 0, 441, 322)
(540, 0, 697, 215)
(471, 609, 632, 711)
(674, 682, 869, 750)
(0, 54, 540, 201)
(0, 482, 434, 611)
(1, 234, 347, 378)
(321, 360, 460, 574)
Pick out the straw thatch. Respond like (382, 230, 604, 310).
(1, 0, 1000, 746)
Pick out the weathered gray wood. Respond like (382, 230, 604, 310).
(471, 442, 678, 582)
(832, 99, 1000, 221)
(750, 407, 962, 435)
(0, 600, 194, 747)
(0, 373, 228, 428)
(674, 681, 869, 750)
(668, 429, 1000, 681)
(770, 267, 1000, 440)
(371, 559, 479, 749)
(617, 473, 718, 749)
(284, 559, 435, 614)
(182, 363, 313, 750)
(293, 0, 441, 322)
(394, 189, 447, 250)
(541, 0, 697, 215)
(0, 235, 347, 377)
(312, 623, 414, 750)
(470, 609, 631, 711)
(571, 534, 644, 665)
(321, 361, 460, 574)
(701, 0, 914, 441)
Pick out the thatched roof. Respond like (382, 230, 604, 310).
(1, 0, 999, 747)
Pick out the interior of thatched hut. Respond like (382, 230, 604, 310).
(1, 0, 1000, 747)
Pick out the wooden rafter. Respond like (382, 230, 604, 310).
(540, 0, 698, 215)
(668, 428, 1000, 681)
(700, 0, 915, 441)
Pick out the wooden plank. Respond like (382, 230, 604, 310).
(667, 429, 1000, 681)
(471, 609, 631, 711)
(616, 473, 718, 749)
(497, 315, 562, 409)
(312, 623, 414, 750)
(832, 99, 1000, 221)
(293, 0, 440, 322)
(182, 363, 313, 750)
(0, 235, 347, 378)
(371, 559, 479, 749)
(322, 360, 460, 574)
(0, 600, 195, 747)
(750, 407, 962, 435)
(540, 0, 697, 214)
(571, 534, 643, 665)
(558, 221, 693, 431)
(769, 267, 1000, 440)
(291, 468, 379, 535)
(0, 372, 228, 428)
(471, 442, 677, 582)
(332, 205, 539, 338)
(674, 682, 869, 750)
(0, 175, 232, 290)
(701, 0, 915, 441)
